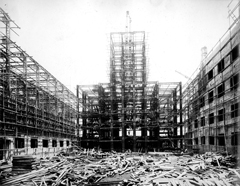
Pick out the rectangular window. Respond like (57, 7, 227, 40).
(15, 138, 25, 148)
(218, 59, 224, 73)
(231, 103, 239, 118)
(208, 69, 213, 81)
(209, 113, 214, 124)
(31, 139, 38, 148)
(230, 74, 239, 91)
(200, 96, 205, 107)
(208, 90, 214, 104)
(201, 116, 205, 126)
(231, 45, 239, 62)
(231, 132, 238, 145)
(217, 83, 225, 98)
(201, 136, 205, 144)
(194, 138, 198, 145)
(194, 119, 198, 128)
(52, 139, 57, 147)
(218, 134, 225, 146)
(218, 108, 225, 122)
(66, 141, 69, 146)
(42, 139, 48, 147)
(209, 136, 214, 145)
(60, 141, 64, 147)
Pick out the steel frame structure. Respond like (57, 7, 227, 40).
(0, 8, 77, 160)
(77, 31, 183, 152)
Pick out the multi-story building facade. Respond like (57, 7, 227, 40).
(183, 15, 240, 155)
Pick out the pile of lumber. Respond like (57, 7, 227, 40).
(12, 155, 37, 173)
(120, 154, 240, 186)
(0, 150, 239, 186)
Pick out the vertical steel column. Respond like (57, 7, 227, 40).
(110, 86, 114, 151)
(144, 89, 147, 153)
(173, 89, 178, 147)
(2, 13, 11, 156)
(132, 40, 136, 152)
(179, 82, 183, 148)
(76, 85, 81, 147)
(121, 33, 125, 152)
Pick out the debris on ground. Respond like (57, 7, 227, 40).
(0, 149, 239, 186)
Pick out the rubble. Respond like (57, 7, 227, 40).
(194, 152, 238, 168)
(0, 149, 239, 186)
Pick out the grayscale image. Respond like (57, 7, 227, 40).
(0, 0, 239, 185)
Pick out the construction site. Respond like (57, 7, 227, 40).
(77, 29, 183, 152)
(0, 1, 240, 186)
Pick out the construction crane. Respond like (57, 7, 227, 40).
(175, 70, 192, 81)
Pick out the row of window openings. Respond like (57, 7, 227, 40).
(193, 133, 238, 146)
(199, 74, 239, 108)
(99, 129, 175, 138)
(15, 138, 70, 148)
(208, 45, 239, 81)
(192, 103, 239, 128)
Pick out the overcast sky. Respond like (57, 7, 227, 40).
(0, 0, 238, 94)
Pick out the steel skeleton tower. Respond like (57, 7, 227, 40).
(78, 12, 183, 153)
(110, 30, 146, 152)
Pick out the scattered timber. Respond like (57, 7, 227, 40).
(0, 149, 239, 186)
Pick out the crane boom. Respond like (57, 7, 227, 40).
(175, 70, 192, 80)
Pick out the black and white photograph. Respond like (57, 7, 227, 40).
(0, 0, 239, 185)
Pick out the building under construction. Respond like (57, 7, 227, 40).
(182, 12, 240, 155)
(0, 8, 77, 161)
(77, 8, 240, 154)
(77, 19, 183, 152)
(1, 2, 240, 161)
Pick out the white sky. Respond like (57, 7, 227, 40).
(0, 0, 237, 94)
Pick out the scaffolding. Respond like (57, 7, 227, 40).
(77, 31, 183, 152)
(0, 8, 77, 160)
(182, 2, 240, 155)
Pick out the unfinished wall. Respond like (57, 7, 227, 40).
(183, 21, 240, 155)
